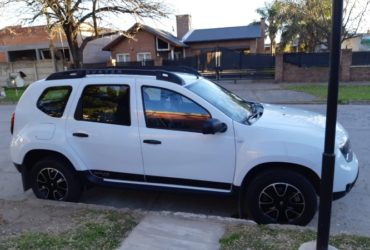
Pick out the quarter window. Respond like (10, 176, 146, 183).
(142, 87, 210, 133)
(75, 85, 130, 126)
(37, 86, 72, 117)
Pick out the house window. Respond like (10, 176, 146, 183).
(39, 49, 52, 60)
(137, 52, 151, 62)
(8, 50, 37, 62)
(116, 53, 130, 63)
(56, 48, 71, 61)
(137, 52, 152, 66)
(156, 38, 170, 51)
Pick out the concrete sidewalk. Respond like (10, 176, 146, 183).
(118, 214, 225, 250)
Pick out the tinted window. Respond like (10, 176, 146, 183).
(142, 87, 210, 133)
(75, 85, 130, 126)
(37, 86, 72, 117)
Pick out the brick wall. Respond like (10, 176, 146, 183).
(0, 25, 64, 48)
(350, 66, 370, 81)
(275, 50, 370, 82)
(176, 15, 192, 39)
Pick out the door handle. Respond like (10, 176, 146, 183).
(143, 139, 161, 145)
(73, 132, 89, 138)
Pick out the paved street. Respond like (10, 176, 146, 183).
(1, 103, 369, 236)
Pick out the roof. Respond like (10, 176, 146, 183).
(103, 23, 187, 51)
(184, 22, 262, 43)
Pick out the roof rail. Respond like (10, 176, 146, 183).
(114, 65, 201, 76)
(45, 67, 198, 85)
(46, 70, 86, 80)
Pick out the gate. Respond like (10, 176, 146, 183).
(163, 48, 275, 80)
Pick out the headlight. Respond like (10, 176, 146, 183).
(340, 139, 353, 162)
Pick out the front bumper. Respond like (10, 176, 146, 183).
(333, 166, 359, 200)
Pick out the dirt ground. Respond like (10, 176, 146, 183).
(0, 198, 131, 241)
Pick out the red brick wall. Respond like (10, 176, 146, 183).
(0, 25, 68, 63)
(350, 66, 370, 81)
(0, 25, 65, 47)
(283, 63, 329, 82)
(110, 30, 163, 66)
(0, 52, 5, 62)
(275, 50, 370, 82)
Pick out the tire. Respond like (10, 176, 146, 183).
(30, 157, 82, 202)
(242, 169, 317, 226)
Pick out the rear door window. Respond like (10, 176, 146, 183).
(75, 85, 130, 126)
(37, 86, 72, 117)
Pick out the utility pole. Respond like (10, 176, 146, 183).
(316, 0, 344, 249)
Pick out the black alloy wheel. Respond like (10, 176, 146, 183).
(31, 157, 82, 202)
(242, 169, 317, 226)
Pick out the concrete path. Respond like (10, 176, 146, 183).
(118, 214, 225, 250)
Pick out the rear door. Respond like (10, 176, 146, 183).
(66, 77, 144, 181)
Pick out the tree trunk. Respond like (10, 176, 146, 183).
(269, 34, 275, 55)
(63, 24, 82, 68)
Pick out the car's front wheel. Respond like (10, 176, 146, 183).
(30, 157, 82, 202)
(242, 169, 317, 226)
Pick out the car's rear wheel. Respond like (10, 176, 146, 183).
(30, 157, 81, 202)
(242, 169, 317, 226)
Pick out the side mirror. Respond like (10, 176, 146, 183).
(202, 118, 227, 134)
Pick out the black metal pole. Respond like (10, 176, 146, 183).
(316, 0, 343, 249)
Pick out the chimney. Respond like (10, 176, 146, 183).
(260, 17, 266, 38)
(176, 14, 192, 39)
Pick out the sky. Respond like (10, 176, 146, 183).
(136, 0, 265, 32)
(0, 0, 266, 32)
(0, 0, 369, 34)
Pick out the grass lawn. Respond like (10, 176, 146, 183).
(0, 210, 137, 250)
(1, 87, 27, 103)
(285, 85, 370, 103)
(220, 224, 370, 250)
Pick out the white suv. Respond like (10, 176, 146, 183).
(10, 68, 358, 225)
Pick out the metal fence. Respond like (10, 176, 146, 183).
(352, 51, 370, 66)
(164, 48, 275, 80)
(284, 53, 330, 67)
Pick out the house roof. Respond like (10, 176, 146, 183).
(183, 22, 262, 43)
(102, 23, 187, 51)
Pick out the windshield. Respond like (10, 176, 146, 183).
(186, 78, 256, 124)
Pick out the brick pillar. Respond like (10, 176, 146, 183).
(275, 53, 284, 82)
(340, 49, 352, 82)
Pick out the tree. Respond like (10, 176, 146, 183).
(258, 0, 370, 52)
(278, 0, 330, 52)
(257, 1, 284, 54)
(1, 0, 169, 67)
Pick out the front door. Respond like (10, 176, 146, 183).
(137, 83, 236, 191)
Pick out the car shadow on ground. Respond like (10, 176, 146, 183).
(80, 186, 239, 218)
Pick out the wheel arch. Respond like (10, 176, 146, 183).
(240, 162, 321, 195)
(21, 149, 80, 190)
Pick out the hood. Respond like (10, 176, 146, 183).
(255, 104, 348, 146)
